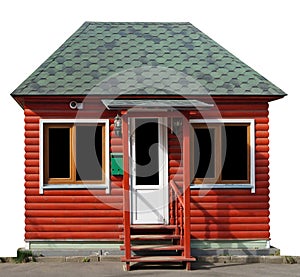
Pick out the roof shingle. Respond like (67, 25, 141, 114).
(11, 22, 285, 97)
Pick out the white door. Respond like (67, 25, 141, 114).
(130, 117, 168, 224)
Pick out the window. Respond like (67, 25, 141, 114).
(193, 126, 216, 180)
(221, 125, 248, 181)
(48, 127, 71, 179)
(191, 119, 254, 190)
(44, 123, 105, 184)
(40, 119, 109, 193)
(75, 125, 103, 181)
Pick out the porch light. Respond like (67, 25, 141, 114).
(114, 114, 122, 137)
(173, 118, 183, 134)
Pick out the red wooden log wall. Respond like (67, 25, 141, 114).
(24, 97, 123, 240)
(188, 102, 270, 240)
(23, 96, 270, 241)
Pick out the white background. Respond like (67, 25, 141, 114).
(0, 0, 299, 257)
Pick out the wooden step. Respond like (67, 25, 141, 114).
(121, 256, 196, 263)
(120, 244, 184, 251)
(120, 234, 180, 240)
(119, 224, 177, 230)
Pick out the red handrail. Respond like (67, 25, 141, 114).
(170, 180, 184, 207)
(170, 180, 184, 243)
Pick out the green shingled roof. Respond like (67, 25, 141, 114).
(11, 22, 285, 96)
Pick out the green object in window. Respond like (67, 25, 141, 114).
(111, 153, 123, 176)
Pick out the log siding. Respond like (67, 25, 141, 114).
(23, 97, 270, 242)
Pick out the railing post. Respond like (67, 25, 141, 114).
(183, 118, 191, 259)
(179, 204, 183, 246)
(175, 198, 179, 235)
(122, 116, 131, 261)
(170, 186, 174, 225)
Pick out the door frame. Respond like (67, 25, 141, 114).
(128, 117, 169, 224)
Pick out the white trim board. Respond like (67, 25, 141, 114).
(39, 119, 110, 194)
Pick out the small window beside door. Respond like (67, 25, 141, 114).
(44, 123, 105, 184)
(191, 120, 254, 188)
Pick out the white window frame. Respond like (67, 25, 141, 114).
(189, 119, 255, 193)
(39, 119, 110, 194)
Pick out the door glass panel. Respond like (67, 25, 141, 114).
(135, 119, 159, 186)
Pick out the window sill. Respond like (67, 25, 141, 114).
(40, 184, 110, 194)
(190, 184, 255, 193)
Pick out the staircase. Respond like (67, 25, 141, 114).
(120, 181, 195, 271)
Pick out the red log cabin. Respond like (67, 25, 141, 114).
(11, 22, 285, 270)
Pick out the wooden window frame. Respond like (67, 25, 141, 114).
(44, 123, 105, 185)
(44, 123, 73, 184)
(191, 124, 220, 184)
(220, 123, 250, 184)
(190, 119, 255, 192)
(39, 119, 110, 194)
